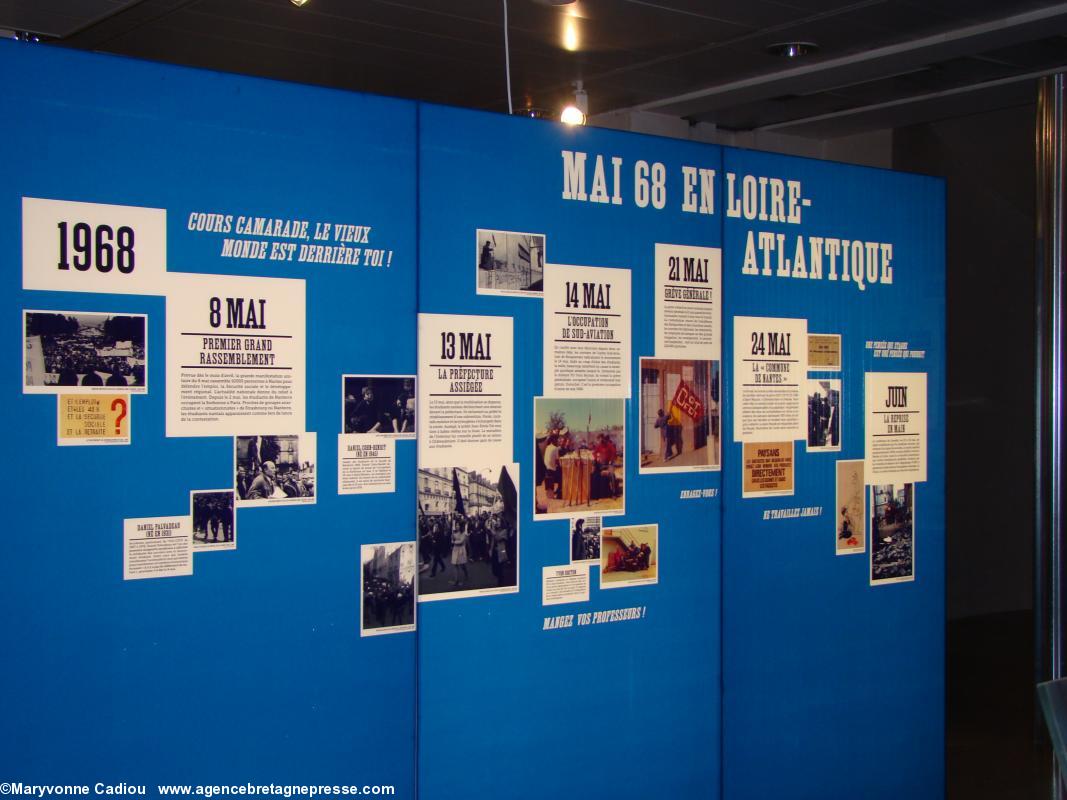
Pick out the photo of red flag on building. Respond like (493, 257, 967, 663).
(639, 358, 721, 473)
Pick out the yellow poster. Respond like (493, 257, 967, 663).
(742, 441, 794, 497)
(57, 394, 131, 446)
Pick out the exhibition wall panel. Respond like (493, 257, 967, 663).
(415, 104, 724, 800)
(720, 147, 945, 800)
(2, 43, 418, 792)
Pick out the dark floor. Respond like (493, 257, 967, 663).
(947, 610, 1054, 798)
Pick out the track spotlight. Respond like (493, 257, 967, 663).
(560, 81, 588, 126)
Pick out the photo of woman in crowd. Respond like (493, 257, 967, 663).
(417, 463, 519, 601)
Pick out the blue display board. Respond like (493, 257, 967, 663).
(2, 43, 418, 793)
(0, 42, 945, 800)
(720, 148, 945, 800)
(416, 105, 723, 800)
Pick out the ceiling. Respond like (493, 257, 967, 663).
(2, 0, 1066, 138)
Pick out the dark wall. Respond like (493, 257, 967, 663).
(894, 103, 1036, 620)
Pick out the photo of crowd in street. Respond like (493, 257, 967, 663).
(475, 228, 546, 295)
(342, 375, 416, 437)
(417, 463, 519, 600)
(835, 460, 865, 555)
(570, 516, 601, 564)
(23, 310, 146, 393)
(534, 397, 625, 520)
(190, 489, 235, 551)
(361, 541, 416, 636)
(871, 483, 915, 584)
(601, 524, 658, 589)
(234, 433, 316, 506)
(807, 379, 841, 452)
(639, 358, 720, 473)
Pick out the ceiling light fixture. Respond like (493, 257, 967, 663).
(560, 80, 588, 126)
(290, 0, 310, 7)
(766, 41, 818, 58)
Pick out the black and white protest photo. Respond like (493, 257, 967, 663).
(570, 516, 601, 564)
(639, 358, 720, 472)
(807, 379, 841, 452)
(871, 483, 914, 584)
(534, 397, 625, 520)
(190, 490, 235, 551)
(235, 433, 316, 506)
(23, 310, 146, 393)
(417, 463, 519, 600)
(343, 375, 416, 437)
(475, 228, 545, 295)
(361, 542, 416, 636)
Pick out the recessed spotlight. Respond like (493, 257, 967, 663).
(291, 0, 310, 6)
(766, 41, 819, 58)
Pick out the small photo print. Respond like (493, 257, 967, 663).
(808, 333, 842, 371)
(235, 433, 316, 506)
(807, 379, 841, 452)
(417, 463, 519, 601)
(342, 375, 415, 437)
(24, 310, 147, 393)
(835, 459, 865, 555)
(191, 490, 235, 552)
(601, 524, 658, 589)
(476, 228, 546, 296)
(871, 483, 915, 585)
(361, 541, 417, 636)
(570, 516, 602, 564)
(534, 397, 625, 520)
(639, 358, 721, 473)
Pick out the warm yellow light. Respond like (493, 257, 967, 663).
(562, 18, 579, 51)
(291, 0, 310, 6)
(560, 105, 586, 126)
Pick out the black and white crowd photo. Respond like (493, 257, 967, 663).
(871, 483, 915, 584)
(417, 463, 519, 600)
(235, 433, 316, 506)
(807, 379, 841, 452)
(475, 228, 546, 295)
(191, 489, 235, 551)
(343, 375, 416, 437)
(570, 516, 601, 563)
(23, 310, 146, 392)
(361, 542, 416, 636)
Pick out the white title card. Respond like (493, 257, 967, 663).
(654, 243, 721, 360)
(23, 198, 167, 296)
(418, 313, 513, 469)
(543, 263, 631, 398)
(733, 315, 807, 442)
(865, 372, 927, 485)
(165, 272, 306, 437)
(123, 515, 192, 580)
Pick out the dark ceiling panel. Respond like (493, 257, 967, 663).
(4, 0, 1065, 137)
(0, 0, 140, 37)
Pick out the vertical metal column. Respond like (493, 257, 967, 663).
(1037, 73, 1067, 796)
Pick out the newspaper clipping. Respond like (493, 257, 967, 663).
(733, 315, 807, 442)
(864, 372, 927, 485)
(654, 243, 721, 360)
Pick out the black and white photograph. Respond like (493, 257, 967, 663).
(475, 228, 546, 296)
(639, 358, 721, 473)
(570, 516, 601, 564)
(23, 310, 147, 393)
(343, 375, 416, 437)
(807, 379, 841, 452)
(871, 483, 915, 585)
(361, 541, 416, 637)
(417, 463, 519, 601)
(235, 433, 317, 506)
(534, 397, 625, 520)
(190, 489, 235, 552)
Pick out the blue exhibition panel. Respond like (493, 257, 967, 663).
(720, 147, 945, 800)
(416, 104, 723, 800)
(1, 43, 417, 792)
